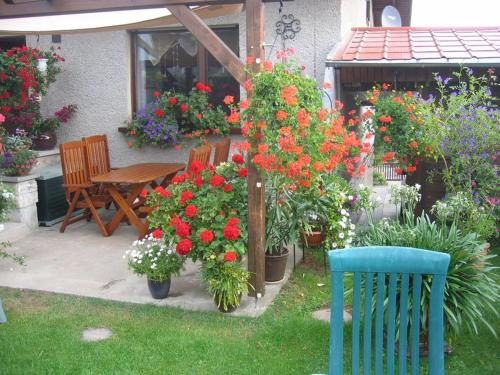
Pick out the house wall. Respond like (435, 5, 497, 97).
(27, 0, 365, 167)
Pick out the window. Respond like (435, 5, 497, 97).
(132, 26, 239, 111)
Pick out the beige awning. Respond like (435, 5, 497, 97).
(0, 4, 243, 35)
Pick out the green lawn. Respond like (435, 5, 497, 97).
(0, 248, 499, 375)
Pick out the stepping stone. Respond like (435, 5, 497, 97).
(81, 327, 112, 342)
(312, 307, 352, 323)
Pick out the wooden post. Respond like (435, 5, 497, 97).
(246, 0, 266, 297)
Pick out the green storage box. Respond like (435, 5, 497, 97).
(36, 166, 69, 226)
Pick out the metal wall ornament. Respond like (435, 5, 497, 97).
(276, 14, 301, 40)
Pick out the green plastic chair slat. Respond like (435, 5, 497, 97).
(386, 273, 398, 375)
(399, 273, 410, 375)
(351, 272, 362, 375)
(330, 271, 344, 375)
(326, 246, 449, 375)
(428, 274, 446, 375)
(375, 273, 386, 375)
(411, 274, 423, 375)
(363, 272, 374, 375)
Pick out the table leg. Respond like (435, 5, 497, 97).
(106, 183, 148, 236)
(149, 171, 181, 189)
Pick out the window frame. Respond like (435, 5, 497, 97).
(130, 25, 239, 113)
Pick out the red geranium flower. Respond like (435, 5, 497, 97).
(151, 228, 163, 239)
(223, 95, 234, 105)
(378, 115, 392, 123)
(276, 110, 288, 121)
(176, 221, 191, 238)
(227, 217, 239, 226)
(155, 108, 165, 118)
(168, 97, 177, 105)
(379, 126, 387, 132)
(223, 225, 240, 241)
(139, 189, 149, 198)
(223, 251, 237, 262)
(209, 175, 224, 187)
(176, 239, 192, 255)
(223, 184, 232, 193)
(153, 91, 161, 97)
(238, 168, 248, 177)
(179, 190, 194, 204)
(199, 230, 214, 244)
(154, 186, 171, 198)
(172, 173, 188, 184)
(196, 113, 203, 120)
(193, 177, 203, 188)
(383, 136, 391, 143)
(170, 216, 182, 227)
(406, 165, 417, 173)
(185, 204, 198, 218)
(180, 103, 189, 113)
(232, 154, 244, 164)
(408, 140, 418, 149)
(189, 160, 205, 174)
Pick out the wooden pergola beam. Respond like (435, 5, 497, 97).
(167, 5, 246, 85)
(246, 0, 265, 297)
(0, 0, 284, 18)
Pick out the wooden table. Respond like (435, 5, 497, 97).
(92, 163, 185, 237)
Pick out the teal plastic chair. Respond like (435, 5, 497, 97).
(326, 246, 450, 375)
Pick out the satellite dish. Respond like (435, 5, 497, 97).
(381, 5, 402, 27)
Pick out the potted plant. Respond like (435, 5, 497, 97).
(30, 104, 77, 150)
(0, 131, 37, 176)
(125, 230, 185, 299)
(201, 253, 250, 313)
(145, 160, 249, 304)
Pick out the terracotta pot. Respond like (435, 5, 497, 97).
(147, 278, 171, 299)
(265, 248, 289, 282)
(301, 230, 324, 248)
(32, 131, 57, 151)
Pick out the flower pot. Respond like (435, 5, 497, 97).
(405, 159, 446, 217)
(214, 293, 241, 313)
(32, 131, 57, 151)
(147, 278, 171, 299)
(301, 230, 324, 248)
(265, 248, 289, 282)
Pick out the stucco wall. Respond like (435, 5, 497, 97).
(341, 0, 367, 40)
(27, 0, 362, 167)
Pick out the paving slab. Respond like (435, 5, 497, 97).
(0, 210, 301, 317)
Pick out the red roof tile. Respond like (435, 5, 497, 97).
(328, 27, 500, 65)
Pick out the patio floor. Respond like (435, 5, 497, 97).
(0, 183, 397, 317)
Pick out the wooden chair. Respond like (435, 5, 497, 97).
(59, 140, 109, 236)
(320, 246, 450, 375)
(187, 144, 212, 177)
(82, 134, 111, 177)
(213, 137, 231, 166)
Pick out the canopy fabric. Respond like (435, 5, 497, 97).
(0, 4, 243, 35)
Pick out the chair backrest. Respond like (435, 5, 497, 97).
(213, 137, 231, 166)
(187, 144, 212, 177)
(328, 246, 450, 375)
(82, 134, 111, 177)
(59, 140, 92, 188)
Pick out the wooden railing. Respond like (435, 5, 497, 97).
(374, 163, 406, 182)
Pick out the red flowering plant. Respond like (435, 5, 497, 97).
(228, 55, 366, 254)
(146, 160, 248, 263)
(0, 46, 65, 133)
(364, 84, 432, 174)
(126, 82, 234, 148)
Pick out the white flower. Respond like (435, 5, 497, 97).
(339, 232, 345, 239)
(339, 221, 346, 228)
(332, 243, 337, 248)
(348, 231, 354, 236)
(350, 224, 356, 230)
(342, 216, 348, 223)
(340, 209, 347, 216)
(348, 195, 354, 201)
(415, 183, 421, 190)
(346, 238, 353, 244)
